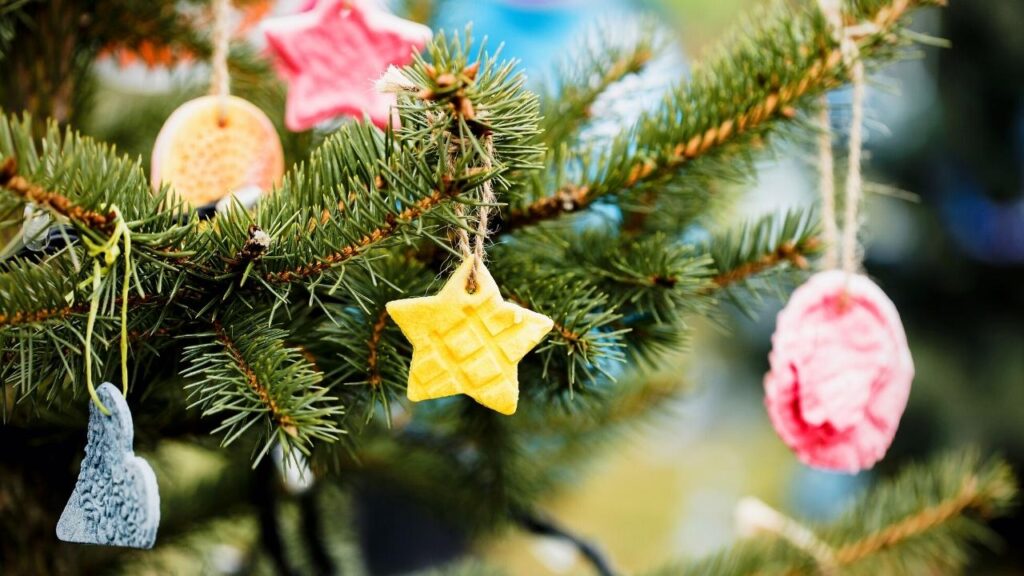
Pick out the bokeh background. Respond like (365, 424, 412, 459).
(33, 0, 1024, 573)
(420, 0, 1024, 573)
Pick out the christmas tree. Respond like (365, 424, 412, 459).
(0, 0, 1017, 574)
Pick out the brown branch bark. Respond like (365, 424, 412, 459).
(0, 158, 113, 231)
(835, 478, 981, 565)
(366, 308, 390, 388)
(262, 181, 461, 284)
(711, 239, 818, 290)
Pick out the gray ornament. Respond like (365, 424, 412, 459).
(57, 383, 160, 549)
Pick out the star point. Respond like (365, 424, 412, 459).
(386, 258, 554, 415)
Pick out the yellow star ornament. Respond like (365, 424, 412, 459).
(385, 258, 554, 415)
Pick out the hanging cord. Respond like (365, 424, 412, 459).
(817, 0, 873, 274)
(210, 0, 231, 123)
(817, 100, 839, 269)
(736, 497, 839, 575)
(841, 59, 866, 274)
(473, 136, 496, 266)
(450, 134, 495, 292)
(79, 206, 133, 415)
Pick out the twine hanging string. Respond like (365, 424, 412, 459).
(817, 0, 876, 275)
(452, 135, 495, 293)
(210, 0, 232, 124)
(817, 101, 839, 269)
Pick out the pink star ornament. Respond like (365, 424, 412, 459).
(263, 0, 431, 131)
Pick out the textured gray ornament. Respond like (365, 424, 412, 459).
(57, 382, 160, 549)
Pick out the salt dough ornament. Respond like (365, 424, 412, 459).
(764, 271, 913, 473)
(57, 383, 160, 549)
(386, 258, 554, 415)
(262, 0, 432, 131)
(151, 95, 284, 207)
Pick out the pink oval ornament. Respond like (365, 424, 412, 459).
(764, 270, 913, 473)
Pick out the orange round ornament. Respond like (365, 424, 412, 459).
(151, 95, 284, 207)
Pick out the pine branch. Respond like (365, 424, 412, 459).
(706, 209, 821, 315)
(653, 450, 1017, 576)
(504, 0, 943, 230)
(0, 158, 113, 231)
(182, 309, 345, 463)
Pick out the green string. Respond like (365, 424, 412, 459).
(79, 206, 132, 415)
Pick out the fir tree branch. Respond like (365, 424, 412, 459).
(182, 310, 344, 463)
(706, 209, 821, 309)
(539, 22, 658, 147)
(0, 157, 112, 231)
(504, 0, 943, 231)
(211, 319, 298, 438)
(711, 239, 817, 289)
(654, 450, 1017, 576)
(261, 183, 459, 284)
(833, 477, 983, 565)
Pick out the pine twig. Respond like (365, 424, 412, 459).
(711, 239, 817, 289)
(0, 157, 113, 231)
(504, 0, 939, 231)
(212, 319, 298, 438)
(834, 478, 983, 565)
(262, 184, 460, 284)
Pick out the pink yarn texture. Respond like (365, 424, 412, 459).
(263, 0, 431, 131)
(764, 270, 913, 473)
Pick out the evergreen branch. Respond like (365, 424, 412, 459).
(0, 157, 112, 231)
(260, 183, 459, 284)
(706, 209, 821, 310)
(211, 319, 296, 437)
(820, 450, 1017, 572)
(366, 308, 390, 390)
(833, 478, 983, 565)
(654, 450, 1017, 576)
(711, 239, 818, 289)
(182, 310, 344, 463)
(504, 0, 943, 230)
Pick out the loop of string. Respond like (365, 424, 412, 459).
(78, 207, 134, 415)
(451, 134, 495, 292)
(210, 0, 231, 123)
(817, 0, 872, 275)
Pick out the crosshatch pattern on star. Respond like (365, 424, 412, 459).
(387, 258, 554, 415)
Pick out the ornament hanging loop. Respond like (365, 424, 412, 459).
(210, 0, 231, 125)
(454, 134, 495, 295)
(816, 0, 875, 277)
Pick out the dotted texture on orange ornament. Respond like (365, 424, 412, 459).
(151, 95, 284, 207)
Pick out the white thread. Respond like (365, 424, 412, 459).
(817, 98, 839, 270)
(474, 136, 495, 265)
(817, 0, 867, 274)
(842, 60, 865, 274)
(210, 0, 231, 119)
(446, 136, 473, 259)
